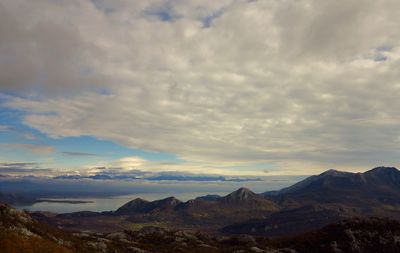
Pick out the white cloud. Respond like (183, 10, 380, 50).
(2, 0, 400, 174)
(111, 156, 147, 170)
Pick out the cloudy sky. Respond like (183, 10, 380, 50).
(1, 0, 400, 177)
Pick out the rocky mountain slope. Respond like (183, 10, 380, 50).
(264, 167, 400, 208)
(3, 202, 400, 253)
(272, 217, 400, 253)
(225, 167, 400, 236)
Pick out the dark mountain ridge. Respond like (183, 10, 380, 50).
(111, 188, 279, 228)
(224, 166, 400, 236)
(27, 166, 400, 237)
(264, 166, 400, 207)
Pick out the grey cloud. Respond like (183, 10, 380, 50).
(0, 162, 53, 174)
(0, 167, 52, 173)
(0, 162, 37, 167)
(0, 0, 108, 94)
(62, 151, 98, 156)
(2, 0, 400, 173)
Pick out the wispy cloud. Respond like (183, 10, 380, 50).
(0, 162, 52, 174)
(0, 162, 37, 167)
(3, 143, 55, 154)
(62, 151, 98, 156)
(0, 167, 52, 174)
(0, 124, 37, 140)
(0, 125, 11, 131)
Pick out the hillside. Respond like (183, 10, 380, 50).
(264, 167, 400, 208)
(272, 217, 400, 253)
(3, 202, 400, 253)
(225, 167, 400, 236)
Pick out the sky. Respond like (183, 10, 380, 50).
(1, 0, 400, 179)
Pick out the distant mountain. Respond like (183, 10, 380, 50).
(114, 198, 150, 214)
(179, 188, 278, 226)
(216, 187, 278, 211)
(115, 196, 181, 215)
(116, 188, 277, 217)
(221, 187, 259, 202)
(220, 166, 400, 236)
(195, 194, 221, 201)
(264, 166, 400, 209)
(50, 188, 278, 230)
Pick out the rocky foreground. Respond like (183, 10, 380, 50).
(2, 203, 400, 253)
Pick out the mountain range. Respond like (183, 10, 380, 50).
(30, 166, 400, 237)
(227, 166, 400, 236)
(264, 166, 400, 206)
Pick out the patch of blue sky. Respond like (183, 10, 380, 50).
(0, 101, 181, 168)
(0, 147, 46, 165)
(202, 8, 225, 28)
(143, 0, 182, 22)
(90, 0, 115, 15)
(145, 9, 182, 22)
(48, 135, 181, 163)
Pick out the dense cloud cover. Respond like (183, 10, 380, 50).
(1, 0, 400, 174)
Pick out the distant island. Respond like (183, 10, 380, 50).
(0, 193, 94, 206)
(36, 199, 94, 204)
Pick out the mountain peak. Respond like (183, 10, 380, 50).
(131, 197, 148, 202)
(235, 187, 255, 195)
(114, 198, 150, 214)
(150, 196, 182, 209)
(319, 169, 348, 177)
(159, 196, 181, 204)
(363, 167, 400, 183)
(366, 166, 399, 174)
(223, 187, 257, 201)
